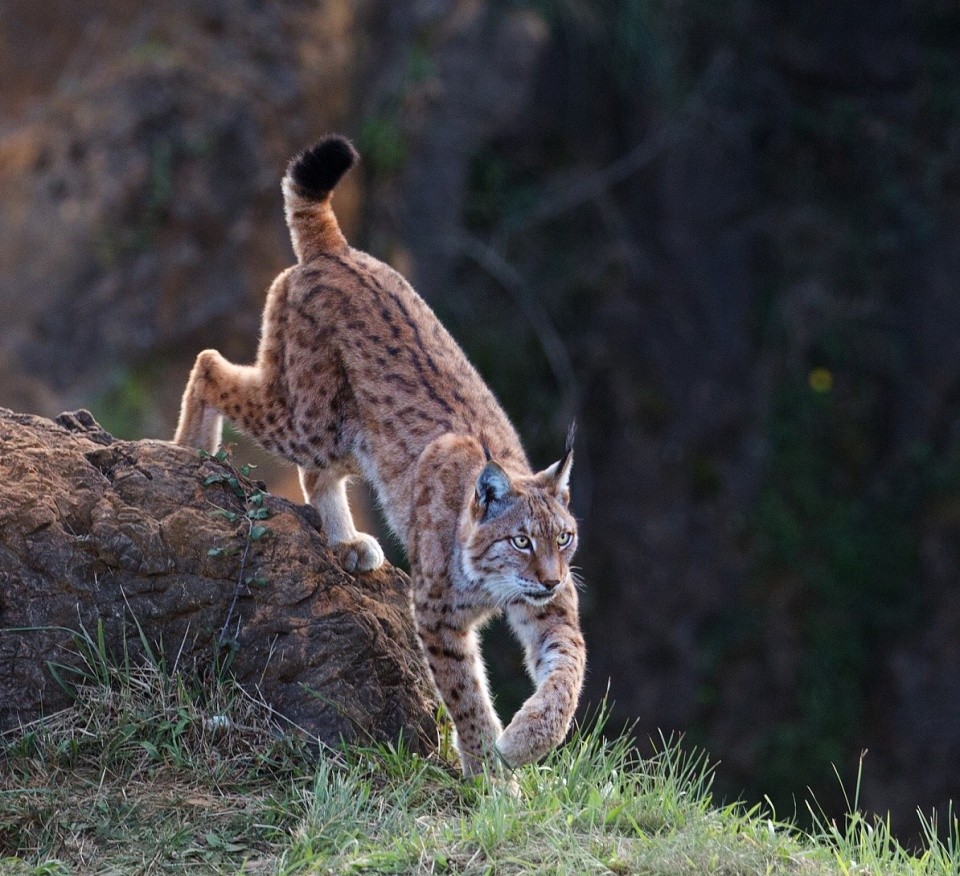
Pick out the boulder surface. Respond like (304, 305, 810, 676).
(0, 407, 436, 748)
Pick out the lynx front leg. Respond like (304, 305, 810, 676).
(497, 585, 586, 767)
(299, 466, 384, 572)
(414, 586, 503, 775)
(174, 349, 258, 453)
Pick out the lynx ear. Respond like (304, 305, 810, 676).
(474, 461, 513, 520)
(541, 423, 574, 498)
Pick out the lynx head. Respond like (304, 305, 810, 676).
(460, 435, 578, 607)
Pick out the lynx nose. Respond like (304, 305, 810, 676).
(540, 578, 561, 592)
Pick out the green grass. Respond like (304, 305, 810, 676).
(0, 650, 957, 875)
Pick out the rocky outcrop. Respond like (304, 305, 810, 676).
(0, 407, 436, 749)
(0, 0, 357, 412)
(0, 0, 547, 415)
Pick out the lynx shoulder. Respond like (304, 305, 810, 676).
(174, 135, 586, 774)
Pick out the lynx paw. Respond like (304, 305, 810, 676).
(494, 726, 527, 769)
(332, 534, 385, 573)
(495, 715, 558, 768)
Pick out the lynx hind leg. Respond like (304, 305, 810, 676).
(299, 466, 385, 572)
(174, 349, 258, 453)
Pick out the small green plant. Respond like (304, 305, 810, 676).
(198, 449, 275, 653)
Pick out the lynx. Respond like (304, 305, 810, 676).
(174, 136, 586, 774)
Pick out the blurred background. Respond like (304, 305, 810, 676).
(1, 0, 958, 837)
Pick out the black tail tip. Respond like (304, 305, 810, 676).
(287, 135, 358, 199)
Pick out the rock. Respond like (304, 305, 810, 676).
(0, 407, 437, 750)
(0, 0, 357, 413)
(0, 57, 275, 406)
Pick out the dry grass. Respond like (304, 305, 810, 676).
(0, 653, 311, 874)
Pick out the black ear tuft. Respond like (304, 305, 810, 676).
(564, 420, 576, 457)
(554, 420, 575, 475)
(288, 135, 358, 200)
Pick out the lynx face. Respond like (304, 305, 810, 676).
(461, 459, 577, 607)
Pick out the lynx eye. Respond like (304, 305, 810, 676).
(509, 535, 532, 551)
(557, 531, 573, 548)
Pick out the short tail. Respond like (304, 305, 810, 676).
(282, 135, 359, 262)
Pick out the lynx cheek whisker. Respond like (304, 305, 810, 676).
(173, 134, 586, 777)
(485, 574, 522, 610)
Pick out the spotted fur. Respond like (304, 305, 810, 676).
(173, 135, 586, 774)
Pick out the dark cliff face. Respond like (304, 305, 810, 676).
(1, 0, 958, 833)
